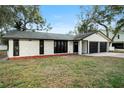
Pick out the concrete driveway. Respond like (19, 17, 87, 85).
(84, 52, 124, 58)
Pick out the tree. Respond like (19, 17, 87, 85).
(91, 5, 124, 43)
(76, 5, 124, 44)
(75, 6, 99, 34)
(0, 5, 52, 34)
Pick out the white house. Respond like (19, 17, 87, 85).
(3, 31, 111, 59)
(102, 31, 124, 50)
(110, 32, 124, 50)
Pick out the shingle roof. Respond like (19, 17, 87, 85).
(3, 31, 110, 41)
(3, 31, 75, 40)
(74, 32, 96, 40)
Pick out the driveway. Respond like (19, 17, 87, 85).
(84, 52, 124, 58)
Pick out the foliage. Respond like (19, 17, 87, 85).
(76, 5, 124, 43)
(75, 6, 99, 34)
(0, 5, 52, 34)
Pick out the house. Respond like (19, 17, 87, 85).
(101, 31, 124, 50)
(3, 31, 111, 59)
(110, 32, 124, 50)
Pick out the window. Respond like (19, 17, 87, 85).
(13, 39, 19, 56)
(39, 40, 44, 54)
(112, 43, 124, 49)
(118, 35, 120, 39)
(54, 40, 68, 53)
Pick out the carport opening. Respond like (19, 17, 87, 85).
(89, 42, 107, 54)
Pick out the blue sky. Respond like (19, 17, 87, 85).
(40, 5, 82, 34)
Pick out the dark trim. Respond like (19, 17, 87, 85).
(73, 41, 78, 53)
(39, 40, 44, 54)
(86, 40, 88, 54)
(13, 39, 19, 56)
(54, 40, 68, 53)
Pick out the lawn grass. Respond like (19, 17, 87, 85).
(0, 55, 124, 88)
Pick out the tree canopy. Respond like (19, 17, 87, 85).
(0, 5, 52, 36)
(75, 5, 124, 43)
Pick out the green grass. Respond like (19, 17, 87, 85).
(0, 55, 124, 88)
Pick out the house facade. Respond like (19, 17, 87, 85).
(102, 31, 124, 50)
(111, 32, 124, 49)
(3, 31, 111, 58)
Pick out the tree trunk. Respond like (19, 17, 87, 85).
(109, 33, 117, 46)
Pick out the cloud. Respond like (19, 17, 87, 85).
(53, 15, 63, 19)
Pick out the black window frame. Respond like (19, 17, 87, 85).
(13, 39, 19, 56)
(39, 40, 44, 54)
(54, 40, 68, 53)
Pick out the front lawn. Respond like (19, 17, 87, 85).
(0, 55, 124, 88)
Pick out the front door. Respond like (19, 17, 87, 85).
(73, 42, 78, 53)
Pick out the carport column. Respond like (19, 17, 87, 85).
(98, 42, 100, 53)
(107, 42, 110, 52)
(78, 40, 82, 55)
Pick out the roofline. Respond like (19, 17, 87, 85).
(97, 31, 112, 42)
(2, 37, 74, 41)
(81, 31, 112, 42)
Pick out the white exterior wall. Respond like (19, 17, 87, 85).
(8, 39, 13, 57)
(19, 39, 39, 57)
(44, 40, 54, 55)
(102, 31, 124, 42)
(84, 33, 108, 42)
(68, 41, 73, 53)
(83, 33, 109, 54)
(82, 41, 88, 54)
(8, 39, 74, 58)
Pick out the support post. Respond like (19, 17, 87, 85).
(98, 42, 100, 53)
(78, 40, 82, 55)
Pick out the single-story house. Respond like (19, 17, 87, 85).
(3, 31, 111, 59)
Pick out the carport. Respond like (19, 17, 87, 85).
(89, 42, 107, 53)
(77, 32, 111, 54)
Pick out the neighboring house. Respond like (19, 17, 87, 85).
(3, 31, 111, 59)
(110, 32, 124, 49)
(102, 31, 124, 50)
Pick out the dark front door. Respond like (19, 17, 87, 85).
(13, 39, 19, 56)
(89, 42, 98, 53)
(100, 42, 107, 52)
(73, 42, 78, 53)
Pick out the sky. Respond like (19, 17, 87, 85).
(40, 5, 82, 34)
